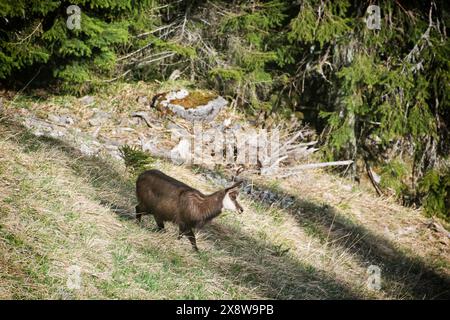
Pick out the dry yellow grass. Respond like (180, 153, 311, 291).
(1, 84, 449, 299)
(0, 120, 364, 299)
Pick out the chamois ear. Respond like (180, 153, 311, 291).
(226, 180, 243, 192)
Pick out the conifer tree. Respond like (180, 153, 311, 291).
(0, 0, 157, 91)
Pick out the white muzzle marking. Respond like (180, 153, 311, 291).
(222, 193, 237, 211)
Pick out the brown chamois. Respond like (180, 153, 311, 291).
(135, 169, 244, 251)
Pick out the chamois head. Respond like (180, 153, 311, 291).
(222, 181, 244, 213)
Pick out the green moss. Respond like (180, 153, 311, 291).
(170, 90, 218, 109)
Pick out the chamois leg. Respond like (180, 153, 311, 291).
(178, 225, 188, 239)
(185, 228, 198, 251)
(135, 205, 143, 222)
(135, 204, 147, 223)
(154, 216, 165, 231)
(178, 226, 198, 251)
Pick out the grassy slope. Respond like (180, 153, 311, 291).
(0, 85, 449, 299)
(0, 121, 365, 299)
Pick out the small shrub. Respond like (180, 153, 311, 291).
(419, 169, 450, 222)
(119, 145, 155, 174)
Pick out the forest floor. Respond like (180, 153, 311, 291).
(0, 82, 449, 299)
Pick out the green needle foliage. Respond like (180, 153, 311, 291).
(119, 144, 156, 174)
(0, 0, 158, 92)
(197, 1, 449, 219)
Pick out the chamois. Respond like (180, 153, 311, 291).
(135, 169, 244, 251)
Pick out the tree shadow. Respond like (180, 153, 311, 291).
(99, 199, 135, 221)
(202, 222, 360, 299)
(2, 119, 137, 224)
(244, 182, 450, 299)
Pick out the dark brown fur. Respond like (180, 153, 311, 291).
(135, 169, 243, 251)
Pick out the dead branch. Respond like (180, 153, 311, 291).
(134, 23, 175, 38)
(131, 112, 156, 128)
(278, 160, 354, 178)
(365, 160, 384, 196)
(136, 53, 176, 68)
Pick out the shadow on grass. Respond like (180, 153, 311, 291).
(245, 182, 450, 299)
(3, 119, 136, 221)
(203, 222, 360, 299)
(3, 119, 362, 299)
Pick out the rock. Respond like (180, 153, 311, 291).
(243, 185, 253, 194)
(139, 135, 169, 159)
(280, 197, 295, 209)
(165, 89, 189, 101)
(48, 129, 66, 139)
(80, 95, 95, 106)
(167, 122, 189, 138)
(91, 126, 101, 138)
(341, 184, 353, 192)
(89, 111, 111, 127)
(166, 96, 228, 122)
(48, 114, 75, 127)
(396, 226, 417, 237)
(128, 117, 141, 126)
(23, 117, 66, 138)
(64, 116, 74, 125)
(170, 138, 191, 164)
(155, 89, 228, 122)
(131, 111, 152, 127)
(168, 69, 181, 81)
(204, 172, 228, 187)
(223, 118, 232, 128)
(79, 142, 100, 156)
(102, 139, 121, 147)
(102, 143, 122, 160)
(109, 150, 123, 160)
(137, 96, 148, 105)
(89, 118, 102, 127)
